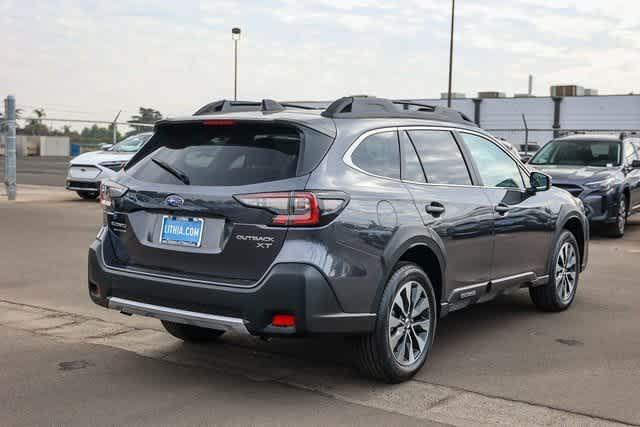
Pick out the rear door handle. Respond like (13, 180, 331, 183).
(495, 204, 511, 215)
(425, 202, 445, 216)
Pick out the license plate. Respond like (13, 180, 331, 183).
(160, 216, 204, 247)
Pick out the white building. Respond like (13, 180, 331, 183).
(296, 94, 640, 148)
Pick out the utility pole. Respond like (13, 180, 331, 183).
(447, 0, 456, 108)
(112, 111, 121, 145)
(232, 27, 241, 101)
(4, 95, 17, 200)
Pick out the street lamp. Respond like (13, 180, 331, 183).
(447, 0, 455, 108)
(232, 27, 241, 101)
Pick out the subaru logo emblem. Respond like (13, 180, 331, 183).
(165, 195, 184, 208)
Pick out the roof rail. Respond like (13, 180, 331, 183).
(194, 99, 324, 116)
(261, 99, 285, 113)
(193, 100, 262, 116)
(321, 95, 476, 126)
(620, 131, 638, 140)
(280, 103, 325, 110)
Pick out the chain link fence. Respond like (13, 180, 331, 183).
(485, 128, 640, 160)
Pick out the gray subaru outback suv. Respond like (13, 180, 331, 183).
(89, 96, 589, 383)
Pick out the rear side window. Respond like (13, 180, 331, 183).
(350, 131, 400, 179)
(128, 122, 332, 186)
(399, 131, 426, 183)
(407, 130, 472, 185)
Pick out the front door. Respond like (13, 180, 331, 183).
(458, 132, 554, 280)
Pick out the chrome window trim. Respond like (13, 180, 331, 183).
(342, 125, 531, 191)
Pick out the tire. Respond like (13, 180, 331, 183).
(356, 262, 437, 383)
(161, 320, 225, 342)
(76, 190, 99, 200)
(530, 230, 580, 312)
(606, 194, 627, 238)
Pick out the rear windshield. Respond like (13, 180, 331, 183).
(127, 122, 332, 186)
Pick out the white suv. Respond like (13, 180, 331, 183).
(66, 132, 153, 199)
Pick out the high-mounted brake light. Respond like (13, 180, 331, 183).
(233, 191, 346, 227)
(203, 119, 237, 126)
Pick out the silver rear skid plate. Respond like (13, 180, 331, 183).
(107, 297, 249, 334)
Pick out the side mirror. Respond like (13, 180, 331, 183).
(100, 144, 113, 151)
(631, 160, 640, 169)
(530, 171, 551, 193)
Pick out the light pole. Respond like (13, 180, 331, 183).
(447, 0, 455, 108)
(232, 27, 241, 101)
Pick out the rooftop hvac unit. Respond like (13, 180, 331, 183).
(477, 91, 506, 99)
(440, 92, 467, 99)
(550, 85, 585, 97)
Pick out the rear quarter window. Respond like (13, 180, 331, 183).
(350, 131, 400, 179)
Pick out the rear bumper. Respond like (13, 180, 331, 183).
(108, 297, 250, 334)
(88, 235, 376, 336)
(66, 179, 101, 192)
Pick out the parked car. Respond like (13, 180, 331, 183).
(496, 137, 521, 159)
(517, 142, 540, 162)
(66, 132, 153, 199)
(529, 133, 640, 237)
(88, 96, 588, 383)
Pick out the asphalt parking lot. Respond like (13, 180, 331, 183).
(1, 186, 639, 426)
(0, 156, 70, 187)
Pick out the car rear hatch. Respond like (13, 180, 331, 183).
(101, 119, 334, 286)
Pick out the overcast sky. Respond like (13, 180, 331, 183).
(1, 0, 639, 122)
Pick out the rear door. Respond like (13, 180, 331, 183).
(400, 129, 494, 300)
(105, 120, 332, 286)
(458, 132, 553, 280)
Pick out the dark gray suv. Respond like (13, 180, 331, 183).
(529, 133, 640, 237)
(89, 96, 589, 383)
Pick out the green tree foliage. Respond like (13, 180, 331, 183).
(128, 107, 162, 135)
(9, 106, 159, 144)
(21, 108, 49, 135)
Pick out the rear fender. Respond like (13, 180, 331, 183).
(372, 226, 447, 312)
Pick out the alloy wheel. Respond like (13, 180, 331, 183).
(388, 281, 432, 366)
(555, 242, 577, 303)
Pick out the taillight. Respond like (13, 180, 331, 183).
(234, 191, 348, 227)
(100, 180, 128, 208)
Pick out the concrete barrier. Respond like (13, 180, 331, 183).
(40, 136, 70, 156)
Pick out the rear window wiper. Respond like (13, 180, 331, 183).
(151, 157, 191, 185)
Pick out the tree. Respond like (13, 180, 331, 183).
(128, 107, 162, 135)
(21, 108, 49, 135)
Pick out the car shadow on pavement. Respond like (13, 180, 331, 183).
(160, 291, 543, 384)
